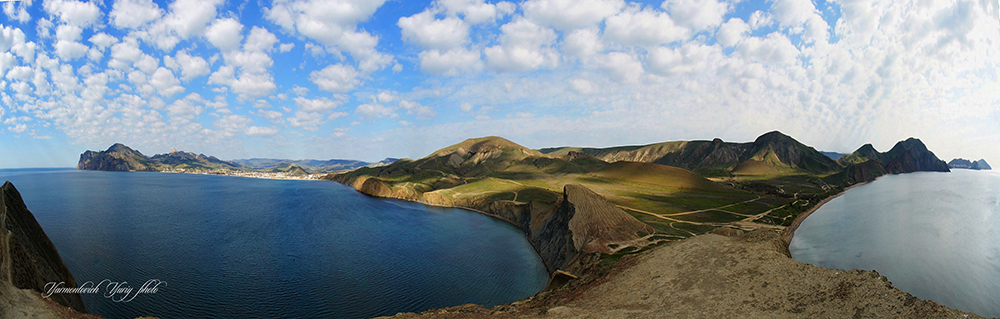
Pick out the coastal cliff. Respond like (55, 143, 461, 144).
(835, 138, 949, 184)
(1, 181, 88, 314)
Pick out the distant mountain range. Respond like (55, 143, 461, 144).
(77, 144, 397, 173)
(541, 131, 843, 177)
(78, 143, 239, 172)
(948, 158, 992, 170)
(78, 133, 950, 183)
(540, 131, 947, 182)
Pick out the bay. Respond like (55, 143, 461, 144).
(0, 168, 549, 319)
(790, 169, 1000, 317)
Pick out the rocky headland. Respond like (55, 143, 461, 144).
(834, 138, 950, 184)
(78, 144, 239, 172)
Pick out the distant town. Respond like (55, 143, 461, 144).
(162, 168, 326, 180)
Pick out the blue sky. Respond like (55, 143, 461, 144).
(0, 0, 998, 168)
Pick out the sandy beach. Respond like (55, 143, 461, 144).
(781, 180, 871, 244)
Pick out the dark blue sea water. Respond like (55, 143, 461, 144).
(790, 170, 1000, 317)
(0, 168, 549, 319)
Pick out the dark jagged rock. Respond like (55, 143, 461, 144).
(1, 181, 87, 313)
(949, 158, 992, 170)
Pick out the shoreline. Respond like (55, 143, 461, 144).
(334, 182, 556, 274)
(781, 180, 870, 245)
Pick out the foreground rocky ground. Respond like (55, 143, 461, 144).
(384, 229, 986, 319)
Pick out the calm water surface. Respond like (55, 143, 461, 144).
(790, 170, 1000, 317)
(0, 168, 549, 319)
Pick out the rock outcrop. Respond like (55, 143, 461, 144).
(1, 181, 87, 313)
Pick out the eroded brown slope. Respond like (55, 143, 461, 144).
(384, 230, 983, 319)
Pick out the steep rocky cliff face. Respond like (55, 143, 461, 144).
(880, 138, 949, 174)
(838, 160, 887, 184)
(0, 181, 87, 313)
(839, 138, 949, 179)
(333, 173, 649, 273)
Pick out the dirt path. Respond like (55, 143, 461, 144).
(662, 196, 761, 216)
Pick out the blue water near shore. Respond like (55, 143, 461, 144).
(790, 170, 1000, 317)
(0, 168, 549, 319)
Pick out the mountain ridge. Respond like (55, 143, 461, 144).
(540, 131, 840, 177)
(78, 144, 399, 173)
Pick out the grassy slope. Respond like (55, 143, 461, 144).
(330, 136, 841, 244)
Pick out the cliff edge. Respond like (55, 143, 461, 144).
(383, 230, 984, 319)
(334, 172, 652, 274)
(1, 181, 89, 315)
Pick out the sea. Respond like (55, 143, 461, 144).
(0, 168, 549, 319)
(790, 169, 1000, 317)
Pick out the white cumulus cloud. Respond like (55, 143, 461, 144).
(310, 64, 361, 93)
